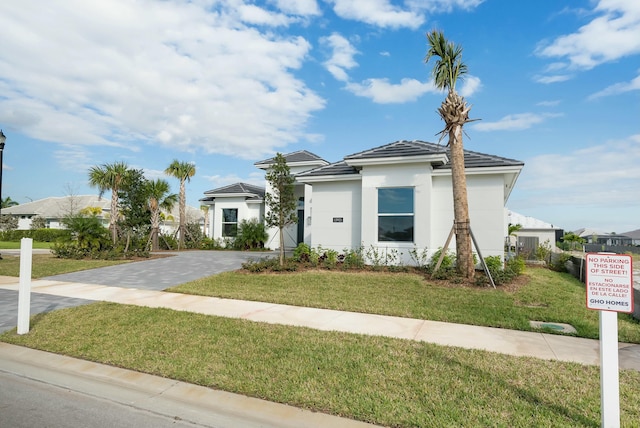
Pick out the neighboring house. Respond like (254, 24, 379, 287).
(1, 195, 203, 236)
(1, 195, 110, 229)
(574, 228, 634, 246)
(200, 183, 266, 242)
(203, 140, 524, 264)
(506, 210, 563, 256)
(621, 229, 640, 246)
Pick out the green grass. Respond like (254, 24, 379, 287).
(3, 302, 639, 427)
(0, 240, 52, 249)
(170, 267, 640, 343)
(0, 253, 132, 278)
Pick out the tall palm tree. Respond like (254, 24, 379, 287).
(88, 161, 131, 245)
(425, 29, 475, 279)
(145, 178, 177, 251)
(164, 160, 196, 250)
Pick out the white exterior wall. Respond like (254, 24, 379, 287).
(309, 180, 362, 252)
(431, 173, 506, 260)
(210, 198, 262, 241)
(359, 163, 433, 265)
(263, 182, 305, 251)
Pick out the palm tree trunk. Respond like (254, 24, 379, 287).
(110, 190, 118, 245)
(449, 125, 474, 279)
(179, 179, 186, 250)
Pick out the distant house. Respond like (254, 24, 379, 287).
(621, 229, 640, 246)
(202, 140, 524, 263)
(2, 195, 203, 235)
(2, 195, 110, 229)
(506, 210, 563, 257)
(574, 228, 634, 246)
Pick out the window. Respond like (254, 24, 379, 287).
(222, 208, 238, 237)
(378, 188, 414, 242)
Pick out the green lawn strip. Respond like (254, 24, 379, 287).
(0, 241, 53, 249)
(0, 253, 131, 278)
(170, 268, 640, 344)
(2, 302, 639, 427)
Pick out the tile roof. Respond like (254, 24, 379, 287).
(297, 140, 524, 178)
(200, 182, 265, 202)
(254, 150, 327, 167)
(2, 195, 110, 217)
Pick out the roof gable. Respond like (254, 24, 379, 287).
(254, 150, 328, 169)
(201, 182, 265, 202)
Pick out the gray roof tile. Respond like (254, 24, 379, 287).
(254, 150, 327, 167)
(201, 182, 265, 201)
(298, 140, 523, 178)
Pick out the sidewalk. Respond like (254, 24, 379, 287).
(1, 276, 639, 370)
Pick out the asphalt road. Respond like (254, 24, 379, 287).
(0, 371, 209, 428)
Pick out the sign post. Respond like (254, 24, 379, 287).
(585, 253, 634, 428)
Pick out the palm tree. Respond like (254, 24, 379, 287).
(1, 197, 18, 208)
(164, 160, 196, 250)
(145, 179, 177, 251)
(425, 29, 474, 279)
(88, 161, 130, 245)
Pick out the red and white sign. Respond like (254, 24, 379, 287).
(586, 253, 634, 313)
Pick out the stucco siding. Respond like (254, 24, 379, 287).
(309, 180, 361, 252)
(210, 197, 262, 241)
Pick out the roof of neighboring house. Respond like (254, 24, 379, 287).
(298, 140, 524, 178)
(254, 150, 329, 169)
(573, 228, 633, 239)
(200, 182, 265, 202)
(507, 210, 557, 229)
(622, 229, 640, 239)
(2, 195, 110, 217)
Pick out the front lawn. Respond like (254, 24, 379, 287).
(0, 253, 132, 278)
(2, 302, 639, 427)
(169, 267, 640, 343)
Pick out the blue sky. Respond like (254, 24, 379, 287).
(0, 0, 638, 233)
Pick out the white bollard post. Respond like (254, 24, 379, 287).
(17, 238, 33, 335)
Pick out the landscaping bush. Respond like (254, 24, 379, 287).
(235, 218, 268, 250)
(293, 243, 311, 262)
(342, 247, 365, 270)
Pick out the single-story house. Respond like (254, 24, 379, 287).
(574, 228, 634, 246)
(202, 140, 524, 264)
(622, 229, 640, 246)
(1, 195, 110, 229)
(2, 195, 203, 235)
(506, 210, 563, 257)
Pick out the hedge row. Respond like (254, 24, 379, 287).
(0, 229, 72, 242)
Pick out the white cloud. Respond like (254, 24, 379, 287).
(320, 33, 360, 82)
(536, 100, 561, 107)
(274, 0, 321, 16)
(534, 74, 573, 84)
(0, 0, 326, 160)
(516, 134, 640, 208)
(473, 113, 562, 132)
(328, 0, 424, 29)
(406, 0, 485, 13)
(536, 0, 640, 70)
(346, 78, 437, 103)
(459, 75, 482, 97)
(588, 70, 640, 99)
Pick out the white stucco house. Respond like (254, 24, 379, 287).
(506, 210, 563, 256)
(2, 195, 111, 229)
(202, 140, 524, 264)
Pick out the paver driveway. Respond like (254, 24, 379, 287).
(0, 250, 267, 332)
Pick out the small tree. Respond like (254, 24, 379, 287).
(264, 153, 297, 265)
(30, 216, 47, 229)
(165, 160, 196, 250)
(0, 215, 18, 231)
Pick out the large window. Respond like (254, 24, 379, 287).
(378, 187, 414, 242)
(222, 208, 238, 237)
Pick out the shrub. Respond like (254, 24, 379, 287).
(323, 249, 339, 269)
(408, 246, 429, 269)
(505, 256, 525, 275)
(242, 257, 280, 273)
(428, 248, 456, 271)
(293, 243, 311, 262)
(235, 218, 268, 250)
(342, 247, 365, 270)
(30, 216, 47, 229)
(550, 252, 572, 273)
